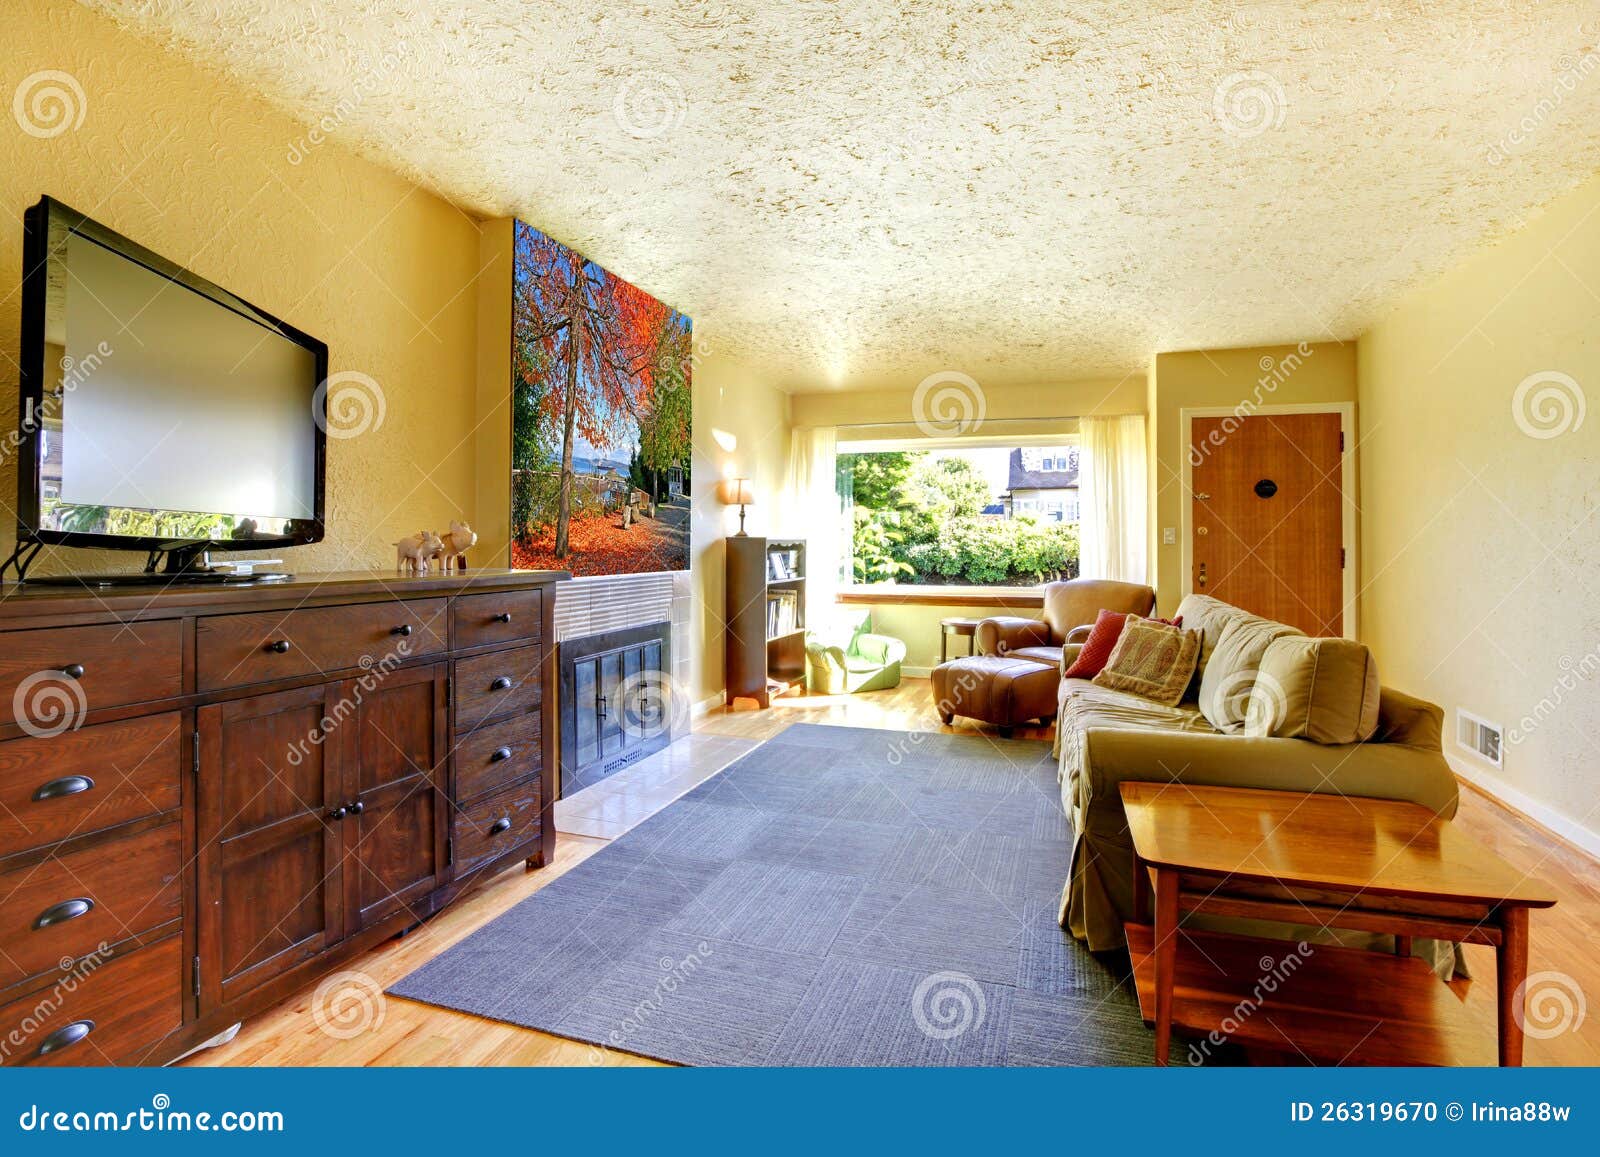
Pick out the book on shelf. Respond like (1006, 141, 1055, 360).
(766, 546, 802, 581)
(766, 589, 801, 638)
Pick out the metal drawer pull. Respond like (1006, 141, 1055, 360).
(490, 746, 513, 763)
(37, 1019, 95, 1057)
(33, 775, 95, 802)
(488, 816, 512, 835)
(34, 897, 95, 930)
(266, 639, 292, 654)
(392, 624, 412, 637)
(492, 612, 512, 624)
(489, 676, 513, 691)
(62, 663, 85, 679)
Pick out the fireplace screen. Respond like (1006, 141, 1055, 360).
(558, 621, 674, 797)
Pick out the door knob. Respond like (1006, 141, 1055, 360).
(1194, 492, 1211, 500)
(1197, 561, 1208, 589)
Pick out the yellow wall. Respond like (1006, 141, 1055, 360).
(692, 353, 791, 705)
(1358, 170, 1600, 850)
(1148, 342, 1358, 613)
(1, 0, 482, 574)
(790, 375, 1144, 430)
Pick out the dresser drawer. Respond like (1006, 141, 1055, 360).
(0, 822, 181, 990)
(0, 620, 181, 725)
(0, 713, 182, 858)
(452, 588, 543, 651)
(454, 712, 542, 805)
(0, 934, 181, 1067)
(453, 645, 542, 730)
(196, 597, 448, 691)
(452, 776, 542, 878)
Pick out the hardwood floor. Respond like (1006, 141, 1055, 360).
(180, 678, 1599, 1067)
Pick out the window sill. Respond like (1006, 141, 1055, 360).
(836, 585, 1044, 609)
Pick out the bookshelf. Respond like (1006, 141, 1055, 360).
(725, 536, 807, 707)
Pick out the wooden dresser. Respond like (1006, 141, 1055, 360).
(0, 568, 565, 1066)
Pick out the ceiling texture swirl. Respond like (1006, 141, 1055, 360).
(83, 0, 1600, 390)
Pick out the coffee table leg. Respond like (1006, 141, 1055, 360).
(1153, 867, 1178, 1066)
(1131, 851, 1150, 922)
(1498, 906, 1528, 1067)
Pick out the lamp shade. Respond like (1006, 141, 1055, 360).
(716, 477, 755, 506)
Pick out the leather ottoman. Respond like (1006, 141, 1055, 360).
(930, 654, 1059, 738)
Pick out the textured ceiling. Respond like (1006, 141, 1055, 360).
(83, 0, 1600, 391)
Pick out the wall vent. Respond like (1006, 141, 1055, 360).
(1455, 708, 1503, 769)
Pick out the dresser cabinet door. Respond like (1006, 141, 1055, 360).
(196, 684, 350, 1011)
(344, 663, 448, 932)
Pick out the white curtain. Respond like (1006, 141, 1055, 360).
(1078, 414, 1148, 583)
(782, 425, 839, 618)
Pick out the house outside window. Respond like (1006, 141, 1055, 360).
(837, 440, 1082, 588)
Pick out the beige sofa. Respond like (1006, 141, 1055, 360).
(1052, 594, 1462, 973)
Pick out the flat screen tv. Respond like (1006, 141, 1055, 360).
(12, 197, 327, 583)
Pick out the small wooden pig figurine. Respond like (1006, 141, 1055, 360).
(394, 529, 443, 575)
(438, 520, 477, 573)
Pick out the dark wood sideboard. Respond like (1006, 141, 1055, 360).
(0, 567, 566, 1066)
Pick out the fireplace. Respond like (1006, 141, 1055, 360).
(557, 620, 676, 797)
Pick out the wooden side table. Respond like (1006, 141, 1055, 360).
(939, 617, 981, 663)
(1120, 783, 1556, 1067)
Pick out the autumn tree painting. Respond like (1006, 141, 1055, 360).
(510, 221, 692, 576)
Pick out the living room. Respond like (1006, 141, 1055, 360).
(0, 0, 1596, 1136)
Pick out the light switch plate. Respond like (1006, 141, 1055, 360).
(1162, 527, 1176, 545)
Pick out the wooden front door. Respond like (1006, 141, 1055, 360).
(1189, 411, 1344, 636)
(344, 663, 449, 933)
(196, 683, 350, 1011)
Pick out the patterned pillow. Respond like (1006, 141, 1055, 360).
(1092, 616, 1202, 707)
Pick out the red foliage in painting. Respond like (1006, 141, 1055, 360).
(511, 508, 689, 578)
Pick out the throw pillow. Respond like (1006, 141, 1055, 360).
(1197, 614, 1302, 732)
(1091, 616, 1202, 707)
(1245, 636, 1381, 744)
(1063, 610, 1182, 680)
(1062, 609, 1128, 679)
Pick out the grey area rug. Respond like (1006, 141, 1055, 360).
(389, 723, 1157, 1066)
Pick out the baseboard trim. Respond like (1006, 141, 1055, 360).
(691, 690, 726, 718)
(1447, 753, 1600, 861)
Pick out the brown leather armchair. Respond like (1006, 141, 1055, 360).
(974, 578, 1156, 669)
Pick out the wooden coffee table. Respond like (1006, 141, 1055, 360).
(1119, 783, 1556, 1066)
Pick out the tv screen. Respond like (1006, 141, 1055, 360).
(509, 220, 691, 577)
(17, 197, 326, 555)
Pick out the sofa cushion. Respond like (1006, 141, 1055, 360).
(1091, 616, 1201, 707)
(1246, 636, 1381, 744)
(1056, 679, 1215, 816)
(1173, 593, 1252, 698)
(1197, 613, 1302, 732)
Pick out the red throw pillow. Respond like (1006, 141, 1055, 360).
(1063, 610, 1181, 680)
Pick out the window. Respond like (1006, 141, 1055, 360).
(836, 441, 1083, 588)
